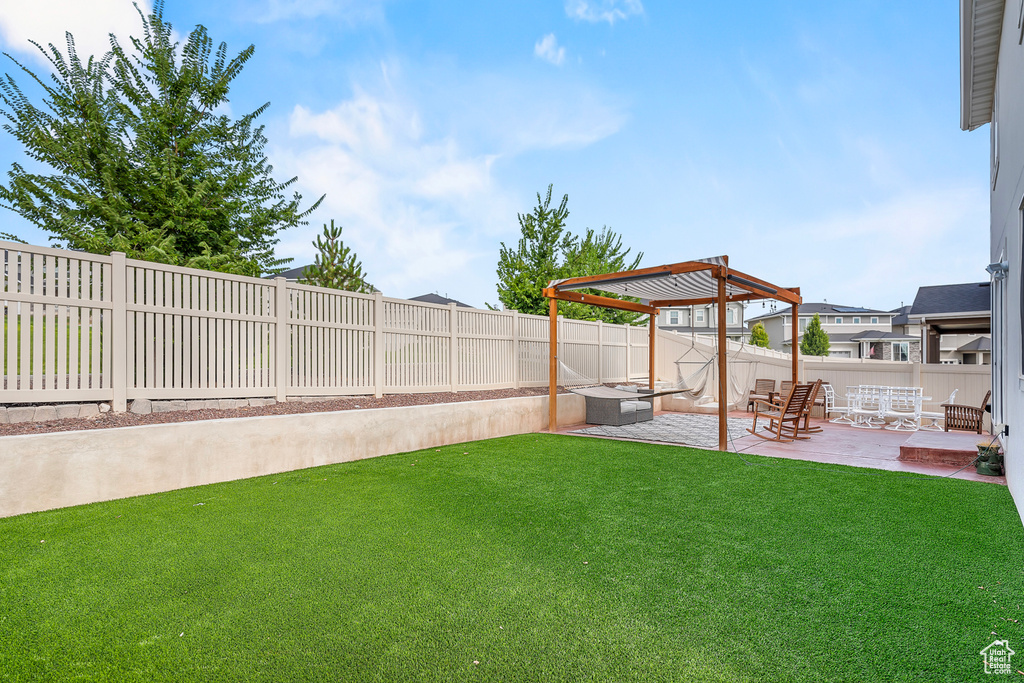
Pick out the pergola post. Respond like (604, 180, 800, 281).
(648, 313, 656, 391)
(717, 271, 728, 451)
(549, 297, 558, 432)
(791, 302, 800, 383)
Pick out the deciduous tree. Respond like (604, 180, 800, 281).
(493, 185, 644, 324)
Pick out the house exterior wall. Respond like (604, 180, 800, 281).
(978, 0, 1023, 521)
(658, 302, 747, 340)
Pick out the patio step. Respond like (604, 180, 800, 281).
(898, 430, 989, 467)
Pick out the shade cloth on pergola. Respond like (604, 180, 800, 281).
(543, 256, 802, 451)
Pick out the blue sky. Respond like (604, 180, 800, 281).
(0, 0, 989, 311)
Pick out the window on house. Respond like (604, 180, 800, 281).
(669, 310, 679, 325)
(852, 317, 860, 324)
(799, 317, 809, 332)
(871, 317, 878, 324)
(891, 342, 910, 362)
(726, 307, 735, 325)
(695, 309, 704, 323)
(834, 317, 843, 324)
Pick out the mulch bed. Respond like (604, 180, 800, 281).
(0, 387, 563, 438)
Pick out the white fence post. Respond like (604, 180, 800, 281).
(597, 320, 604, 384)
(373, 291, 384, 398)
(626, 324, 632, 381)
(449, 302, 458, 393)
(110, 252, 128, 412)
(512, 310, 520, 389)
(274, 278, 288, 403)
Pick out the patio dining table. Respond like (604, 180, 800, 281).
(846, 385, 930, 431)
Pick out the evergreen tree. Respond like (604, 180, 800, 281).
(299, 221, 373, 293)
(749, 321, 770, 348)
(0, 1, 322, 275)
(493, 185, 643, 323)
(800, 313, 830, 356)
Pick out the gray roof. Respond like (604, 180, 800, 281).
(957, 336, 992, 352)
(909, 282, 990, 316)
(271, 264, 312, 280)
(409, 293, 473, 308)
(747, 302, 891, 323)
(889, 305, 913, 326)
(784, 329, 917, 345)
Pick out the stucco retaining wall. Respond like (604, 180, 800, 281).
(0, 393, 585, 518)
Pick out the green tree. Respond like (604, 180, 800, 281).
(559, 227, 644, 324)
(0, 1, 321, 275)
(494, 184, 573, 316)
(299, 220, 373, 293)
(800, 313, 830, 356)
(749, 321, 770, 348)
(493, 185, 644, 323)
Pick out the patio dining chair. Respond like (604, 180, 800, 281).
(943, 390, 991, 434)
(884, 387, 924, 431)
(748, 382, 815, 442)
(825, 384, 855, 424)
(747, 379, 776, 412)
(849, 385, 887, 428)
(919, 390, 956, 431)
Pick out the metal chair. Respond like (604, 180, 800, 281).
(919, 390, 956, 431)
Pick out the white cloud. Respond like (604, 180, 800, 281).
(0, 0, 150, 64)
(565, 0, 643, 25)
(278, 87, 512, 299)
(534, 33, 565, 66)
(275, 62, 629, 303)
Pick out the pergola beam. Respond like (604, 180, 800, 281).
(542, 288, 657, 315)
(553, 261, 719, 292)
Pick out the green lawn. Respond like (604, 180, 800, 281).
(1, 434, 1021, 681)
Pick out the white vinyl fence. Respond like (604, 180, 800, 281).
(1, 241, 650, 409)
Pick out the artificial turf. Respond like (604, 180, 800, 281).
(1, 434, 1021, 682)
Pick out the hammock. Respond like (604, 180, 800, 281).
(559, 354, 716, 401)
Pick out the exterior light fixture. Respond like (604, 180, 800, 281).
(986, 261, 1009, 280)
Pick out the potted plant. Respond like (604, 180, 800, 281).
(976, 441, 1004, 476)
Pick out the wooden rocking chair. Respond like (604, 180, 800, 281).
(794, 379, 824, 435)
(943, 390, 991, 434)
(748, 382, 815, 442)
(747, 379, 776, 412)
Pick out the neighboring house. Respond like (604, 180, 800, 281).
(273, 264, 313, 282)
(409, 293, 473, 308)
(907, 282, 991, 365)
(960, 0, 1019, 514)
(656, 302, 748, 342)
(744, 303, 917, 359)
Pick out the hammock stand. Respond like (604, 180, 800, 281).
(543, 255, 802, 451)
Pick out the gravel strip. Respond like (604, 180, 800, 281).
(0, 387, 562, 438)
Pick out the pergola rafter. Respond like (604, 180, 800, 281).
(543, 255, 802, 451)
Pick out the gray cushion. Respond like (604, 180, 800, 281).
(620, 400, 646, 413)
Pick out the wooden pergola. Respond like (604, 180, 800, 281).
(543, 256, 802, 451)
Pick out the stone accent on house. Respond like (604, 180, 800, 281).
(869, 340, 922, 363)
(0, 398, 276, 424)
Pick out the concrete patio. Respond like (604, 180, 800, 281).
(562, 410, 1005, 484)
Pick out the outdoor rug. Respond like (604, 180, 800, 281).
(572, 413, 755, 450)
